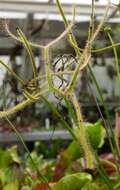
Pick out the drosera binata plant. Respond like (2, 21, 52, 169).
(1, 0, 120, 189)
(0, 7, 94, 170)
(0, 0, 108, 166)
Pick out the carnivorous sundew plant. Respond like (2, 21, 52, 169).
(1, 0, 120, 189)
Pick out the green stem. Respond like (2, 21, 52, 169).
(4, 117, 51, 190)
(0, 60, 25, 85)
(88, 64, 120, 173)
(44, 47, 66, 97)
(66, 52, 91, 92)
(44, 47, 53, 91)
(0, 89, 48, 118)
(42, 96, 77, 141)
(106, 31, 120, 97)
(95, 151, 114, 190)
(55, 0, 81, 57)
(17, 27, 38, 81)
(70, 92, 94, 169)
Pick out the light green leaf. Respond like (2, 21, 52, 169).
(52, 173, 92, 190)
(7, 145, 21, 164)
(3, 181, 19, 190)
(81, 182, 101, 190)
(85, 121, 106, 150)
